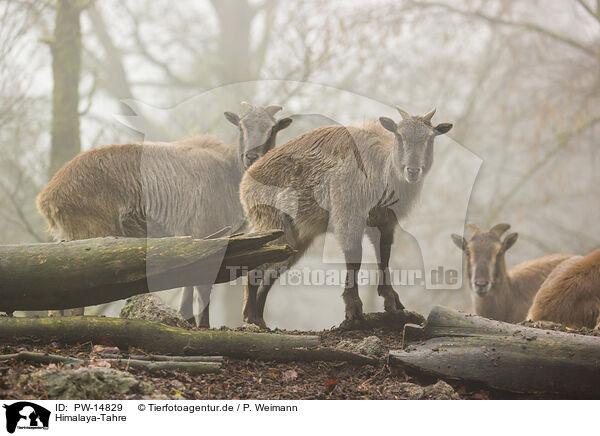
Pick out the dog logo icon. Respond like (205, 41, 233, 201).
(3, 402, 50, 433)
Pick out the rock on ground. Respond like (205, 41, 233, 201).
(390, 380, 460, 400)
(336, 336, 387, 358)
(235, 323, 262, 332)
(422, 380, 461, 399)
(19, 367, 154, 400)
(120, 294, 191, 328)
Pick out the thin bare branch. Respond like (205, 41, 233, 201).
(575, 0, 600, 22)
(126, 11, 194, 88)
(78, 72, 97, 116)
(409, 1, 596, 56)
(487, 116, 600, 222)
(0, 176, 45, 242)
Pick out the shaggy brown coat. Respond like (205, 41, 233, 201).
(528, 249, 600, 328)
(37, 136, 238, 241)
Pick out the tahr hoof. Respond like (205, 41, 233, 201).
(394, 293, 405, 311)
(198, 315, 210, 329)
(242, 315, 268, 330)
(382, 287, 405, 312)
(241, 319, 268, 331)
(255, 317, 268, 329)
(184, 316, 197, 327)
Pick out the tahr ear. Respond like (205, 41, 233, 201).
(224, 111, 240, 126)
(434, 123, 453, 135)
(379, 117, 397, 133)
(490, 223, 511, 238)
(276, 117, 293, 131)
(265, 105, 282, 117)
(451, 234, 468, 251)
(500, 232, 519, 253)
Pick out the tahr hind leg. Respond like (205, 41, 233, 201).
(178, 286, 196, 326)
(338, 234, 366, 321)
(195, 285, 212, 328)
(366, 222, 404, 312)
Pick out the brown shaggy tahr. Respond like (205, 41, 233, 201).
(451, 223, 574, 323)
(528, 248, 600, 328)
(240, 107, 453, 328)
(36, 103, 292, 326)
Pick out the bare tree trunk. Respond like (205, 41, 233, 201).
(49, 0, 85, 177)
(210, 0, 253, 85)
(390, 306, 600, 398)
(86, 4, 133, 106)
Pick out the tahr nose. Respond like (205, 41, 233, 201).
(406, 167, 421, 178)
(474, 280, 489, 289)
(243, 153, 259, 167)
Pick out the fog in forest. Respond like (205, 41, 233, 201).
(1, 0, 598, 329)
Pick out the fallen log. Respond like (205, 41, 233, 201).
(0, 316, 376, 364)
(105, 359, 221, 375)
(389, 306, 600, 398)
(0, 231, 293, 312)
(97, 354, 224, 363)
(0, 351, 221, 374)
(0, 351, 81, 365)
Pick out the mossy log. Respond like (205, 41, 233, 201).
(389, 306, 600, 398)
(0, 316, 376, 364)
(0, 231, 293, 312)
